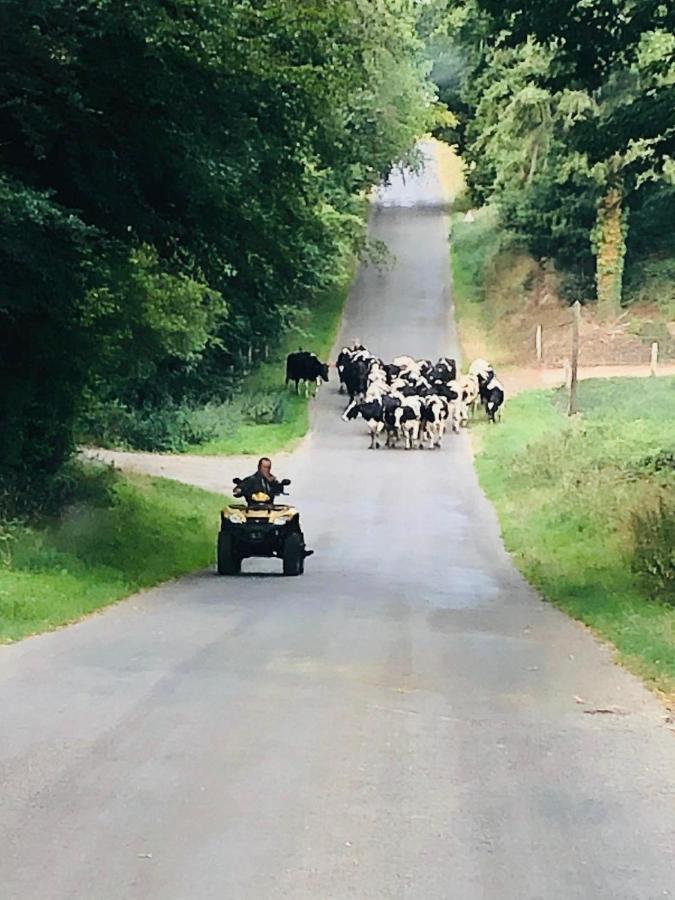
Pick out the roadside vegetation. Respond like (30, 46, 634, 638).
(0, 463, 225, 643)
(191, 269, 352, 456)
(424, 2, 675, 699)
(1, 1, 435, 516)
(472, 377, 675, 697)
(450, 206, 675, 369)
(0, 3, 437, 635)
(426, 0, 675, 325)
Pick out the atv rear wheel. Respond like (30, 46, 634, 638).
(282, 533, 304, 576)
(217, 531, 241, 575)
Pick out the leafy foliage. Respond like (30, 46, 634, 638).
(430, 0, 675, 310)
(631, 497, 675, 604)
(0, 1, 432, 508)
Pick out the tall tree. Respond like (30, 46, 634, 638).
(0, 0, 432, 508)
(441, 0, 675, 313)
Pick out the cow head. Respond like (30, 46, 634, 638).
(319, 362, 329, 382)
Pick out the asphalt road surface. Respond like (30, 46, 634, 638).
(2, 144, 674, 900)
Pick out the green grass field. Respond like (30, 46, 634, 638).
(193, 265, 354, 456)
(473, 377, 675, 697)
(0, 464, 226, 642)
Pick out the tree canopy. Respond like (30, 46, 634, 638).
(0, 0, 432, 509)
(430, 0, 675, 312)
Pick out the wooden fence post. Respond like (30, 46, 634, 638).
(535, 324, 542, 362)
(568, 301, 581, 416)
(650, 341, 658, 376)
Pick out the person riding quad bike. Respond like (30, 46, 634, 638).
(233, 457, 285, 505)
(218, 456, 313, 575)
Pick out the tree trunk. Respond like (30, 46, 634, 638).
(594, 179, 627, 318)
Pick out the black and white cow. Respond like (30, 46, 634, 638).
(394, 396, 424, 450)
(483, 376, 505, 422)
(336, 347, 351, 394)
(342, 397, 386, 448)
(421, 395, 450, 448)
(429, 356, 457, 385)
(285, 350, 329, 396)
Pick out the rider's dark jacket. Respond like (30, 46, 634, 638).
(235, 472, 283, 502)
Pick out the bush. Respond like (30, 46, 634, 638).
(240, 391, 288, 425)
(78, 399, 240, 452)
(78, 390, 291, 452)
(631, 496, 675, 604)
(0, 458, 119, 522)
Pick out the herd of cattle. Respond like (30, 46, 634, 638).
(285, 344, 505, 449)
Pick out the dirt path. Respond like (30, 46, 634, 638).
(81, 447, 297, 495)
(502, 362, 675, 397)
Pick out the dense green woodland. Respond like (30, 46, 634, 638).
(425, 0, 675, 314)
(2, 1, 675, 515)
(0, 0, 432, 511)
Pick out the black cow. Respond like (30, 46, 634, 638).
(343, 356, 370, 402)
(430, 356, 457, 384)
(285, 350, 329, 396)
(383, 363, 401, 383)
(430, 380, 459, 402)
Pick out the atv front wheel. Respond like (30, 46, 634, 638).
(217, 531, 241, 575)
(282, 533, 304, 576)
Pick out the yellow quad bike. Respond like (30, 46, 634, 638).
(217, 478, 312, 576)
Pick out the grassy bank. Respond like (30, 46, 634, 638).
(450, 206, 675, 368)
(473, 377, 675, 698)
(0, 463, 225, 642)
(450, 207, 506, 361)
(78, 253, 357, 458)
(193, 268, 352, 455)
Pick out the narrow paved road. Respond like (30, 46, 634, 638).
(2, 144, 674, 900)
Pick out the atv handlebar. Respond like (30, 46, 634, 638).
(232, 476, 291, 487)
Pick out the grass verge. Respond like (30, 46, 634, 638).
(0, 463, 226, 642)
(192, 265, 354, 456)
(473, 377, 675, 699)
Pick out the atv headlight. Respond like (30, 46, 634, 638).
(227, 512, 246, 524)
(273, 516, 289, 526)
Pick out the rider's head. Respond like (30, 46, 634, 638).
(257, 457, 272, 476)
